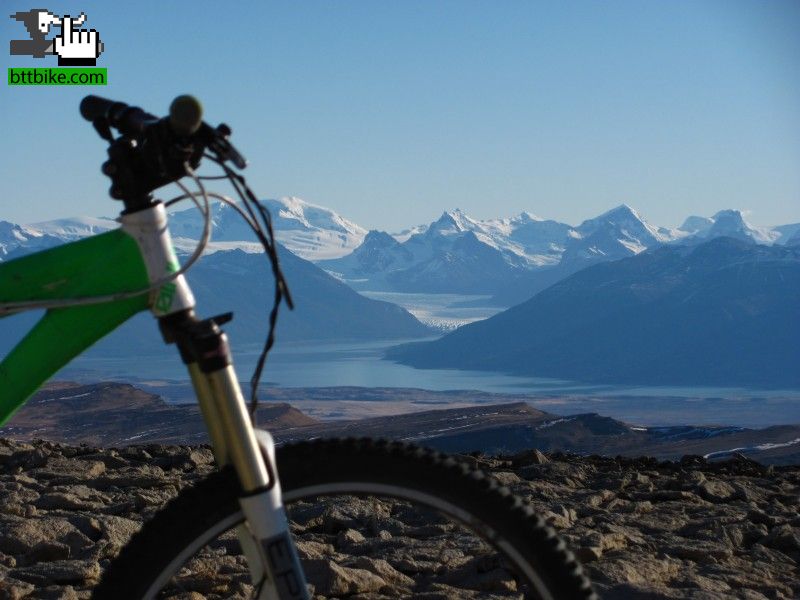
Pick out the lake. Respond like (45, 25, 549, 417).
(59, 336, 800, 428)
(41, 290, 800, 428)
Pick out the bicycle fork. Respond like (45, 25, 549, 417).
(124, 203, 309, 599)
(163, 314, 310, 600)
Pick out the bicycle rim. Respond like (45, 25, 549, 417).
(95, 439, 596, 600)
(145, 484, 555, 599)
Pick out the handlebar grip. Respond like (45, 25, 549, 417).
(80, 95, 158, 136)
(79, 95, 118, 121)
(169, 95, 203, 136)
(81, 95, 203, 138)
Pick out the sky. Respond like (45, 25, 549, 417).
(1, 0, 799, 231)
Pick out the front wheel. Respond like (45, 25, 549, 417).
(94, 438, 596, 600)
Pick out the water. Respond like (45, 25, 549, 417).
(58, 337, 800, 428)
(52, 292, 800, 428)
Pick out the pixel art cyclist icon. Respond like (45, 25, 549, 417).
(10, 9, 104, 66)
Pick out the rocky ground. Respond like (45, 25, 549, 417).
(0, 439, 798, 599)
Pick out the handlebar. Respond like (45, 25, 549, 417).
(80, 95, 203, 137)
(81, 94, 245, 211)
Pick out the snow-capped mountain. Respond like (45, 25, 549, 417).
(678, 209, 779, 244)
(678, 215, 714, 236)
(324, 204, 681, 297)
(166, 196, 367, 261)
(489, 204, 686, 305)
(321, 209, 543, 293)
(560, 204, 681, 265)
(494, 212, 572, 261)
(407, 208, 568, 266)
(0, 221, 67, 259)
(27, 216, 118, 239)
(387, 229, 531, 294)
(4, 199, 797, 305)
(773, 223, 800, 246)
(0, 197, 367, 262)
(323, 230, 414, 281)
(391, 223, 429, 243)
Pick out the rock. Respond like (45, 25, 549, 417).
(576, 546, 603, 562)
(511, 448, 550, 467)
(544, 509, 572, 529)
(36, 492, 104, 512)
(301, 558, 387, 595)
(117, 446, 152, 461)
(33, 457, 106, 482)
(34, 584, 82, 600)
(0, 519, 93, 556)
(75, 452, 129, 469)
(9, 559, 100, 586)
(581, 531, 629, 554)
(318, 499, 390, 535)
(588, 553, 683, 587)
(763, 524, 800, 553)
(294, 540, 334, 560)
(584, 490, 615, 508)
(605, 498, 632, 512)
(1, 438, 799, 599)
(349, 556, 415, 588)
(697, 480, 736, 503)
(747, 508, 778, 527)
(525, 449, 550, 465)
(5, 448, 49, 470)
(683, 470, 706, 486)
(336, 528, 366, 547)
(94, 516, 141, 557)
(389, 555, 443, 575)
(89, 465, 172, 489)
(0, 575, 35, 600)
(665, 540, 734, 563)
(628, 500, 654, 514)
(643, 490, 706, 503)
(0, 551, 16, 568)
(187, 449, 214, 467)
(27, 541, 72, 562)
(491, 471, 521, 486)
(0, 489, 40, 517)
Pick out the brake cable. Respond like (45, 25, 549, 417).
(201, 157, 294, 419)
(165, 160, 294, 421)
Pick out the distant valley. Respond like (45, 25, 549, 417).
(389, 237, 800, 388)
(2, 382, 799, 465)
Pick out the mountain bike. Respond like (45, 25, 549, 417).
(0, 96, 596, 600)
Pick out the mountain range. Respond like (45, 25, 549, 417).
(313, 203, 797, 305)
(388, 236, 800, 388)
(6, 201, 798, 304)
(0, 197, 367, 262)
(166, 196, 367, 260)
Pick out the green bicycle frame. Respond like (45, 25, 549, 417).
(0, 229, 150, 425)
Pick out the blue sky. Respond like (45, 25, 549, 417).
(2, 1, 798, 230)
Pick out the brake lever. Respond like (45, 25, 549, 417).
(200, 123, 248, 169)
(92, 117, 114, 143)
